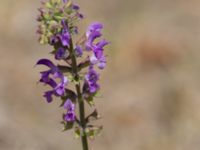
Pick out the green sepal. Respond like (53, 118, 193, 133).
(54, 15, 64, 21)
(83, 91, 100, 107)
(61, 120, 74, 131)
(43, 13, 51, 20)
(39, 35, 48, 45)
(50, 0, 61, 5)
(48, 20, 58, 28)
(45, 2, 53, 9)
(85, 95, 95, 106)
(85, 126, 103, 139)
(67, 74, 80, 85)
(74, 127, 81, 139)
(93, 91, 102, 97)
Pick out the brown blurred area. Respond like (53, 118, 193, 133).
(1, 0, 200, 149)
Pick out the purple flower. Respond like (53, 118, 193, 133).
(85, 23, 109, 69)
(36, 59, 68, 102)
(77, 13, 84, 19)
(55, 47, 69, 60)
(73, 4, 80, 10)
(64, 99, 76, 122)
(85, 66, 100, 93)
(85, 23, 103, 50)
(75, 45, 83, 57)
(50, 36, 59, 45)
(63, 0, 68, 3)
(57, 20, 71, 47)
(60, 29, 70, 47)
(37, 59, 61, 81)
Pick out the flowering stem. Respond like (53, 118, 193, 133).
(69, 38, 89, 150)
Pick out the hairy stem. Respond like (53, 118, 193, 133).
(69, 38, 89, 150)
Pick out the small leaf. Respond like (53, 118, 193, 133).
(57, 65, 72, 73)
(60, 89, 77, 107)
(78, 60, 90, 72)
(85, 109, 101, 123)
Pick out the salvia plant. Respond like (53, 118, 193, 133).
(36, 0, 109, 149)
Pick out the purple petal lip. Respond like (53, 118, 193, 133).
(44, 78, 57, 88)
(36, 59, 55, 69)
(87, 22, 103, 32)
(43, 90, 54, 103)
(86, 22, 103, 38)
(96, 39, 109, 48)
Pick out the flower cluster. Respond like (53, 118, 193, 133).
(36, 0, 109, 140)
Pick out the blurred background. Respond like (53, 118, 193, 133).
(1, 0, 200, 149)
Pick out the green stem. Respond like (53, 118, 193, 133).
(69, 38, 89, 150)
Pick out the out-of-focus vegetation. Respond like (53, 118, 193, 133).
(1, 0, 200, 149)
